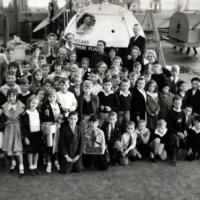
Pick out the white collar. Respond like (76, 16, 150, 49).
(192, 126, 200, 134)
(22, 72, 32, 77)
(65, 43, 74, 51)
(173, 108, 182, 112)
(147, 91, 158, 99)
(103, 90, 114, 96)
(26, 109, 37, 114)
(8, 103, 17, 111)
(170, 76, 178, 82)
(155, 128, 168, 137)
(109, 123, 115, 129)
(119, 90, 131, 97)
(20, 90, 30, 96)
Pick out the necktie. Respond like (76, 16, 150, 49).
(173, 78, 176, 84)
(50, 46, 53, 55)
(76, 88, 80, 96)
(92, 130, 96, 148)
(109, 125, 114, 141)
(10, 107, 15, 116)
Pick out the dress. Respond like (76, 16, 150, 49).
(1, 101, 25, 156)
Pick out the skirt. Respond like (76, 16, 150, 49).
(26, 131, 42, 153)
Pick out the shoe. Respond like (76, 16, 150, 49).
(9, 165, 16, 173)
(54, 162, 60, 171)
(30, 169, 36, 176)
(46, 163, 52, 173)
(171, 158, 178, 166)
(19, 169, 25, 178)
(35, 168, 41, 175)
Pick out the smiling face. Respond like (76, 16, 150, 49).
(68, 114, 78, 127)
(97, 41, 105, 52)
(179, 83, 186, 92)
(121, 82, 130, 93)
(66, 34, 74, 45)
(37, 91, 45, 101)
(103, 82, 112, 93)
(131, 49, 139, 59)
(126, 125, 135, 134)
(147, 53, 155, 63)
(30, 99, 39, 111)
(6, 75, 16, 87)
(137, 79, 145, 90)
(162, 86, 169, 94)
(22, 64, 30, 75)
(173, 99, 182, 110)
(60, 81, 69, 93)
(48, 94, 57, 104)
(7, 93, 17, 104)
(109, 50, 116, 58)
(48, 36, 56, 46)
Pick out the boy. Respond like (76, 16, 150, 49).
(110, 65, 119, 77)
(117, 78, 132, 128)
(133, 62, 142, 79)
(60, 111, 84, 174)
(57, 77, 78, 117)
(101, 111, 121, 166)
(118, 121, 140, 166)
(98, 78, 120, 127)
(80, 57, 91, 81)
(166, 65, 181, 94)
(0, 71, 20, 96)
(167, 95, 186, 166)
(0, 47, 15, 86)
(69, 75, 83, 101)
(184, 105, 194, 129)
(70, 64, 80, 78)
(41, 64, 50, 83)
(43, 78, 54, 91)
(54, 80, 60, 92)
(128, 72, 138, 89)
(84, 115, 109, 170)
(49, 60, 66, 81)
(89, 69, 103, 95)
(77, 80, 99, 132)
(20, 60, 32, 84)
(18, 77, 33, 105)
(111, 75, 120, 93)
(187, 77, 200, 116)
(143, 70, 152, 84)
(120, 68, 129, 80)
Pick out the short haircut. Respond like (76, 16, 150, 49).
(194, 116, 200, 122)
(47, 32, 57, 39)
(44, 78, 54, 86)
(171, 65, 180, 72)
(184, 104, 193, 110)
(173, 95, 182, 103)
(97, 40, 106, 47)
(81, 57, 90, 64)
(146, 80, 158, 92)
(6, 47, 14, 53)
(135, 77, 145, 86)
(96, 61, 107, 70)
(19, 77, 29, 85)
(109, 46, 118, 53)
(27, 95, 39, 109)
(36, 88, 46, 95)
(53, 59, 63, 67)
(41, 64, 50, 69)
(22, 60, 30, 66)
(58, 48, 67, 54)
(90, 69, 99, 75)
(46, 88, 57, 97)
(157, 119, 167, 127)
(5, 70, 16, 77)
(109, 111, 117, 118)
(59, 77, 69, 84)
(130, 46, 141, 55)
(68, 111, 78, 118)
(110, 65, 118, 70)
(103, 77, 112, 84)
(90, 114, 99, 122)
(68, 52, 77, 58)
(38, 54, 46, 61)
(111, 75, 119, 80)
(63, 59, 70, 65)
(121, 77, 130, 84)
(133, 62, 141, 69)
(143, 70, 152, 76)
(113, 56, 123, 66)
(9, 61, 19, 69)
(129, 72, 137, 78)
(126, 121, 135, 128)
(65, 32, 74, 39)
(70, 74, 82, 83)
(191, 77, 200, 83)
(7, 88, 18, 98)
(121, 67, 129, 73)
(138, 119, 146, 126)
(71, 64, 79, 71)
(83, 80, 93, 88)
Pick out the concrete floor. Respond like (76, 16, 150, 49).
(1, 41, 200, 200)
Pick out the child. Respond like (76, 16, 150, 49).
(57, 48, 67, 61)
(36, 88, 46, 112)
(118, 121, 140, 166)
(158, 82, 174, 121)
(20, 60, 32, 84)
(8, 61, 21, 83)
(120, 68, 129, 80)
(77, 80, 99, 132)
(1, 88, 25, 177)
(151, 62, 166, 91)
(0, 47, 15, 86)
(166, 65, 181, 94)
(41, 89, 65, 173)
(96, 61, 107, 85)
(69, 52, 80, 67)
(41, 64, 50, 83)
(132, 62, 142, 79)
(184, 105, 194, 130)
(146, 80, 160, 130)
(130, 77, 146, 124)
(0, 71, 20, 96)
(18, 77, 33, 106)
(111, 75, 120, 93)
(98, 78, 120, 127)
(70, 64, 80, 78)
(110, 65, 119, 77)
(150, 119, 170, 162)
(49, 59, 66, 81)
(186, 116, 200, 161)
(101, 111, 122, 166)
(128, 72, 138, 89)
(54, 80, 60, 92)
(60, 111, 84, 174)
(62, 59, 71, 78)
(43, 78, 54, 91)
(69, 75, 83, 101)
(84, 115, 109, 170)
(28, 68, 43, 94)
(176, 80, 188, 109)
(135, 120, 151, 159)
(38, 55, 47, 68)
(113, 56, 123, 69)
(57, 77, 77, 118)
(143, 70, 152, 84)
(80, 57, 91, 81)
(167, 95, 186, 166)
(89, 69, 103, 95)
(21, 95, 42, 176)
(186, 77, 200, 116)
(117, 78, 132, 128)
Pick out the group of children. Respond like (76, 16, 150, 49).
(0, 34, 200, 178)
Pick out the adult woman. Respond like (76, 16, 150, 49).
(90, 40, 109, 69)
(26, 44, 41, 73)
(144, 50, 171, 77)
(125, 46, 144, 73)
(104, 47, 118, 69)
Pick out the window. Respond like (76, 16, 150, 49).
(187, 0, 200, 11)
(2, 0, 14, 13)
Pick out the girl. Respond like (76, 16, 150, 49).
(158, 82, 174, 121)
(8, 61, 21, 82)
(41, 89, 64, 173)
(36, 88, 46, 112)
(69, 52, 80, 68)
(49, 59, 66, 80)
(130, 77, 146, 124)
(113, 56, 123, 69)
(21, 95, 42, 176)
(38, 55, 47, 68)
(80, 57, 91, 81)
(1, 88, 25, 177)
(96, 61, 107, 85)
(62, 59, 71, 78)
(146, 80, 160, 130)
(176, 80, 188, 109)
(105, 47, 118, 68)
(28, 68, 43, 94)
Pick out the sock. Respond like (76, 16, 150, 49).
(19, 164, 24, 170)
(33, 165, 37, 169)
(29, 165, 34, 170)
(12, 160, 16, 166)
(47, 162, 52, 166)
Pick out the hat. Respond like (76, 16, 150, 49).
(30, 44, 41, 53)
(177, 80, 186, 88)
